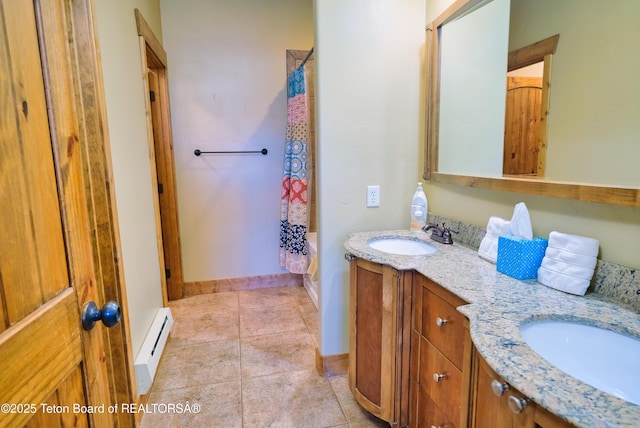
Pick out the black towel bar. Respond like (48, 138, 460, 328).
(194, 148, 268, 156)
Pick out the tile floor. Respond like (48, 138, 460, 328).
(140, 285, 390, 428)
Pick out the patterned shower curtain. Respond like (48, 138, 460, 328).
(279, 65, 310, 274)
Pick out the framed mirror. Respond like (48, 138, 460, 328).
(424, 0, 640, 207)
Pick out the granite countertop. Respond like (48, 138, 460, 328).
(345, 230, 640, 428)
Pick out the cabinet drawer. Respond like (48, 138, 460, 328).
(414, 394, 455, 428)
(420, 337, 462, 425)
(422, 287, 466, 369)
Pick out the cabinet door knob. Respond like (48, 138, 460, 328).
(433, 373, 446, 382)
(508, 395, 528, 414)
(490, 379, 510, 397)
(436, 317, 448, 327)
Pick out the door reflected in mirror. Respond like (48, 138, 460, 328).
(425, 0, 640, 207)
(504, 62, 543, 176)
(503, 34, 558, 178)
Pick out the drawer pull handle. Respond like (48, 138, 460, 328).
(344, 253, 355, 261)
(508, 395, 528, 414)
(436, 317, 448, 327)
(433, 373, 446, 382)
(491, 379, 510, 397)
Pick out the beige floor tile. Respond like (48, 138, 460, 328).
(239, 303, 307, 337)
(298, 296, 319, 314)
(238, 286, 301, 309)
(170, 291, 238, 312)
(169, 309, 239, 346)
(242, 369, 347, 428)
(153, 339, 240, 391)
(142, 286, 352, 428)
(140, 380, 242, 428)
(169, 292, 239, 345)
(288, 284, 316, 306)
(241, 330, 316, 378)
(349, 419, 390, 428)
(329, 376, 388, 426)
(301, 309, 320, 347)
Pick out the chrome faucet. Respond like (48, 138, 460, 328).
(422, 222, 458, 245)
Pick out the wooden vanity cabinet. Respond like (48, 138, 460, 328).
(471, 352, 576, 428)
(409, 274, 473, 428)
(348, 257, 413, 427)
(471, 352, 535, 428)
(348, 258, 576, 428)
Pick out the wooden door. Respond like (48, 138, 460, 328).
(503, 76, 543, 176)
(136, 10, 185, 302)
(147, 64, 183, 302)
(0, 1, 117, 426)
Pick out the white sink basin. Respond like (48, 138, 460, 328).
(520, 319, 640, 405)
(367, 237, 437, 256)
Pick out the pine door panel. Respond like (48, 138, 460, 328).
(503, 76, 543, 176)
(0, 0, 112, 426)
(0, 0, 68, 328)
(24, 367, 88, 428)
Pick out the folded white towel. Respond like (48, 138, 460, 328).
(479, 216, 512, 263)
(537, 232, 599, 296)
(537, 266, 591, 296)
(539, 257, 595, 281)
(548, 231, 599, 257)
(478, 235, 499, 263)
(486, 216, 511, 236)
(544, 247, 597, 270)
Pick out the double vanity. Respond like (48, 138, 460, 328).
(345, 230, 640, 428)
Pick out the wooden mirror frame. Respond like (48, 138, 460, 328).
(424, 0, 640, 207)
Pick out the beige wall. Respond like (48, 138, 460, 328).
(160, 0, 314, 282)
(93, 0, 165, 356)
(510, 0, 640, 186)
(315, 0, 427, 355)
(424, 0, 640, 270)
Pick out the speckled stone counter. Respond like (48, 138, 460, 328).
(345, 230, 640, 428)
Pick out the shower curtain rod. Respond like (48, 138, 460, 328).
(300, 47, 314, 67)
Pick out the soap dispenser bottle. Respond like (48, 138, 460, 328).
(410, 182, 428, 231)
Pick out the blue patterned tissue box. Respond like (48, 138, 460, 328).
(496, 236, 548, 280)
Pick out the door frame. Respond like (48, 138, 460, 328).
(135, 9, 185, 302)
(64, 0, 138, 425)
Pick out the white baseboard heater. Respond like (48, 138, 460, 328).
(134, 307, 174, 394)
